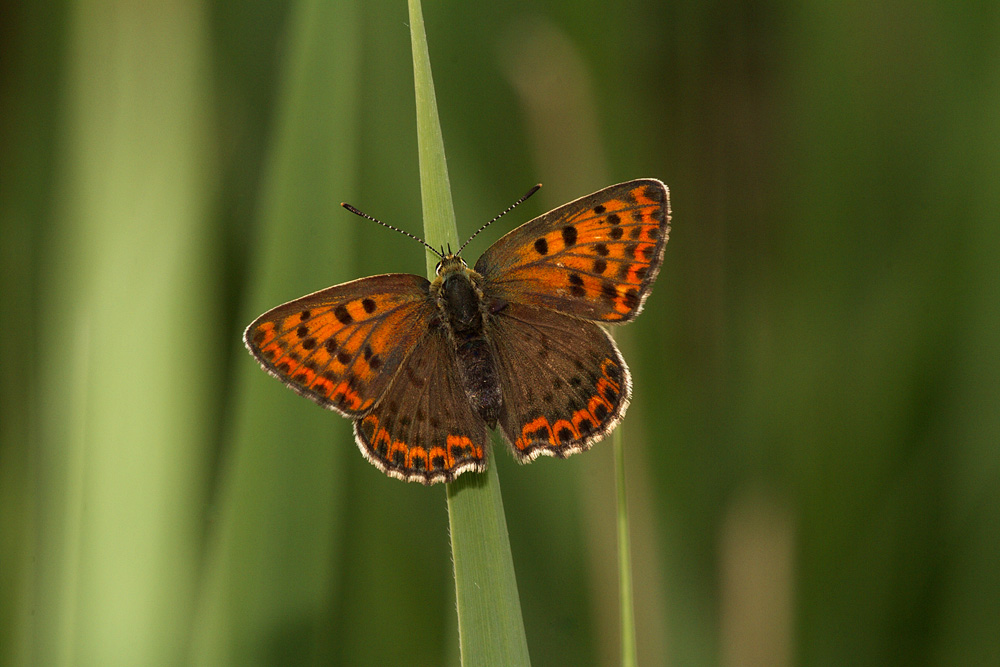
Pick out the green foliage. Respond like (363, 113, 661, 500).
(2, 1, 998, 665)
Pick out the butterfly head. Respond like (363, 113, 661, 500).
(434, 253, 468, 277)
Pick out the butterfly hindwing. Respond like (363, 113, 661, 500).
(244, 273, 435, 417)
(354, 327, 489, 484)
(489, 301, 631, 461)
(476, 179, 670, 324)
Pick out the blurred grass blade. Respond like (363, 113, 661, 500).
(499, 20, 660, 664)
(190, 0, 361, 664)
(614, 426, 637, 667)
(34, 1, 216, 663)
(407, 0, 531, 664)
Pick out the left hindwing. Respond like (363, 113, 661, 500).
(353, 328, 489, 485)
(475, 179, 670, 324)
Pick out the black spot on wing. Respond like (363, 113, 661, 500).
(334, 305, 352, 325)
(562, 225, 578, 246)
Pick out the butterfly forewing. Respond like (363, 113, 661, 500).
(354, 328, 489, 484)
(476, 179, 670, 324)
(489, 302, 631, 460)
(244, 274, 435, 417)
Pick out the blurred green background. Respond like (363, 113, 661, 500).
(2, 0, 998, 665)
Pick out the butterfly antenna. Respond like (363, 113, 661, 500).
(456, 183, 542, 255)
(341, 203, 442, 257)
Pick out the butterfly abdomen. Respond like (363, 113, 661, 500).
(435, 258, 502, 427)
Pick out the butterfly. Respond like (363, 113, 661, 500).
(244, 179, 671, 484)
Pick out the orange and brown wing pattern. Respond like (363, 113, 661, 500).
(244, 273, 434, 417)
(489, 302, 631, 462)
(353, 328, 489, 484)
(476, 179, 670, 323)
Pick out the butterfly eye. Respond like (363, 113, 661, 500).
(435, 260, 444, 276)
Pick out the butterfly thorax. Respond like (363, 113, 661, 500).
(432, 255, 502, 428)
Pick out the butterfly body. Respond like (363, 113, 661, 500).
(432, 255, 501, 428)
(245, 179, 670, 484)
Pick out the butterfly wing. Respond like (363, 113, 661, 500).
(488, 301, 630, 461)
(475, 179, 670, 324)
(354, 327, 489, 484)
(244, 273, 435, 417)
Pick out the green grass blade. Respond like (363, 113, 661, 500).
(408, 0, 458, 273)
(447, 456, 531, 667)
(407, 1, 531, 664)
